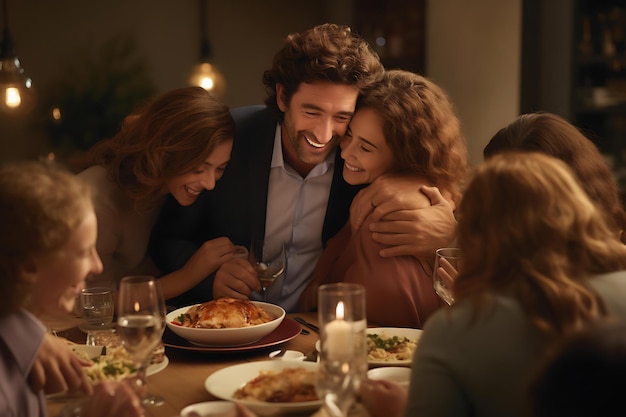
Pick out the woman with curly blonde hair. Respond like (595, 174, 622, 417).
(300, 70, 468, 327)
(79, 86, 236, 299)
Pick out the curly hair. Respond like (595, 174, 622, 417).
(262, 23, 384, 120)
(455, 152, 626, 339)
(88, 86, 234, 209)
(0, 161, 93, 317)
(484, 112, 626, 242)
(357, 70, 468, 203)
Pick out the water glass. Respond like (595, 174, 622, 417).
(317, 283, 367, 417)
(78, 287, 114, 332)
(433, 247, 460, 305)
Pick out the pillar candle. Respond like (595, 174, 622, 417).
(324, 301, 354, 360)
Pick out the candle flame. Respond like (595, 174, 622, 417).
(133, 301, 140, 312)
(336, 301, 345, 320)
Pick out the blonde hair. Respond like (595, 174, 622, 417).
(0, 161, 93, 316)
(455, 152, 626, 338)
(88, 86, 234, 208)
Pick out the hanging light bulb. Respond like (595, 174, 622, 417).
(189, 0, 225, 98)
(0, 0, 33, 115)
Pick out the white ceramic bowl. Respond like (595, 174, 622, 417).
(166, 301, 285, 347)
(180, 401, 235, 417)
(367, 366, 412, 387)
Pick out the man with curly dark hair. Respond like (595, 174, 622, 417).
(150, 24, 457, 312)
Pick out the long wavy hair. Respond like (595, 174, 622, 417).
(88, 86, 234, 209)
(455, 152, 626, 339)
(0, 162, 93, 317)
(484, 112, 626, 242)
(262, 23, 384, 120)
(357, 70, 468, 203)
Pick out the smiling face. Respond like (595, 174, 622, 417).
(167, 140, 233, 206)
(278, 81, 359, 177)
(28, 209, 103, 317)
(340, 107, 395, 185)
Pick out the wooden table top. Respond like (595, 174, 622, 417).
(47, 312, 322, 417)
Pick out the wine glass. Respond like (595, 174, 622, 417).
(249, 239, 286, 302)
(116, 275, 165, 407)
(433, 247, 460, 305)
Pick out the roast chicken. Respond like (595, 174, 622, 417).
(176, 297, 273, 329)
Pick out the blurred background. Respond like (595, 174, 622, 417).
(2, 0, 622, 185)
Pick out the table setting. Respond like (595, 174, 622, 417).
(46, 279, 419, 417)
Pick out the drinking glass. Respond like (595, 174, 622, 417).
(249, 239, 286, 302)
(433, 247, 460, 305)
(316, 283, 367, 417)
(117, 275, 165, 407)
(78, 287, 114, 333)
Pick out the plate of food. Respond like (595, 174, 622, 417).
(166, 298, 285, 347)
(163, 316, 300, 353)
(70, 342, 168, 381)
(205, 360, 321, 416)
(366, 327, 422, 367)
(314, 327, 422, 367)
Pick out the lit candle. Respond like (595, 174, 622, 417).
(324, 301, 354, 360)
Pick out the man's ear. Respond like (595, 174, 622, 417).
(276, 83, 287, 112)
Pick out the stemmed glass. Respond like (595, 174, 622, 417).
(433, 247, 460, 305)
(116, 275, 165, 407)
(249, 239, 286, 302)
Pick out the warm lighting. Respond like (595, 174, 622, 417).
(189, 0, 225, 98)
(0, 0, 34, 115)
(51, 106, 61, 121)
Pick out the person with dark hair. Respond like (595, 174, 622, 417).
(529, 320, 626, 417)
(360, 152, 626, 417)
(300, 70, 468, 327)
(0, 162, 144, 417)
(78, 86, 236, 300)
(150, 23, 457, 312)
(484, 111, 626, 243)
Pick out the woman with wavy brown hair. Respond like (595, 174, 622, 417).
(484, 112, 626, 243)
(78, 86, 236, 299)
(299, 70, 468, 327)
(365, 152, 626, 417)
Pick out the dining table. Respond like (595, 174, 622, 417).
(46, 311, 370, 417)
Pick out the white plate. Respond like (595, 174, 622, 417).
(71, 344, 169, 376)
(180, 400, 235, 417)
(204, 360, 321, 416)
(366, 327, 422, 367)
(315, 327, 423, 367)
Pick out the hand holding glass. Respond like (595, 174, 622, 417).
(433, 248, 460, 305)
(249, 239, 286, 301)
(116, 275, 165, 406)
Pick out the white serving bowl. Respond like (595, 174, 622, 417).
(367, 366, 412, 387)
(180, 401, 235, 417)
(166, 301, 285, 347)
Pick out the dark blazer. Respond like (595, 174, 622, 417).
(149, 105, 363, 307)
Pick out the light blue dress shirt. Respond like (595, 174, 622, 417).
(251, 125, 335, 312)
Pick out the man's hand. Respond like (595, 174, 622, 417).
(29, 333, 92, 396)
(351, 175, 457, 258)
(213, 258, 261, 299)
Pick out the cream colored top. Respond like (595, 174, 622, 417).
(78, 165, 161, 289)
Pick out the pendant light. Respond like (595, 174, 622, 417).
(189, 0, 225, 99)
(0, 0, 33, 115)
